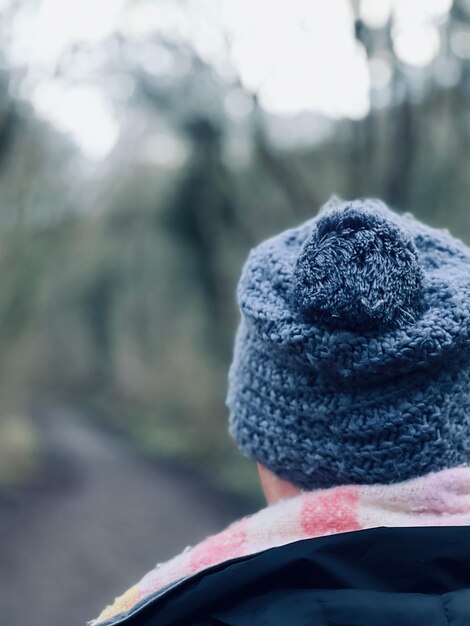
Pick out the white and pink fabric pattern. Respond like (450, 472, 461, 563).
(93, 466, 470, 625)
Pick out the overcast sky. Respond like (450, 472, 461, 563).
(5, 0, 454, 159)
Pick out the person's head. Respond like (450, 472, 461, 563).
(227, 198, 470, 500)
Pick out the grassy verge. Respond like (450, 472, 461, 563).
(0, 412, 40, 487)
(79, 391, 264, 507)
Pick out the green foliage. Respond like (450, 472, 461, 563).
(0, 2, 469, 494)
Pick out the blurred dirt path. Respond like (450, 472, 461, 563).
(0, 407, 253, 626)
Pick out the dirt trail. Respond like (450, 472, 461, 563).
(0, 407, 252, 626)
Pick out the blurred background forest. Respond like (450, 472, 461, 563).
(0, 0, 469, 490)
(1, 1, 470, 625)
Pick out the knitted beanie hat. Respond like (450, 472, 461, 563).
(226, 198, 470, 490)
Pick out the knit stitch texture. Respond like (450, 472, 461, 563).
(227, 198, 470, 489)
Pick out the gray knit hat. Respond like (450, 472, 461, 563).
(226, 198, 470, 489)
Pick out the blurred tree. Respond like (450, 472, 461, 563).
(163, 117, 241, 354)
(0, 0, 468, 487)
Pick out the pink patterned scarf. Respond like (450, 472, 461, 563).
(93, 466, 470, 625)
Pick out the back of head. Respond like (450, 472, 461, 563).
(227, 197, 470, 490)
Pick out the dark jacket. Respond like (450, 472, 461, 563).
(102, 526, 470, 626)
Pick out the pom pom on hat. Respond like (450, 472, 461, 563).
(292, 203, 424, 329)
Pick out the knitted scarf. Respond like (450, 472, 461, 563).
(93, 466, 470, 625)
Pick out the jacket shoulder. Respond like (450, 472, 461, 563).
(98, 526, 470, 626)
